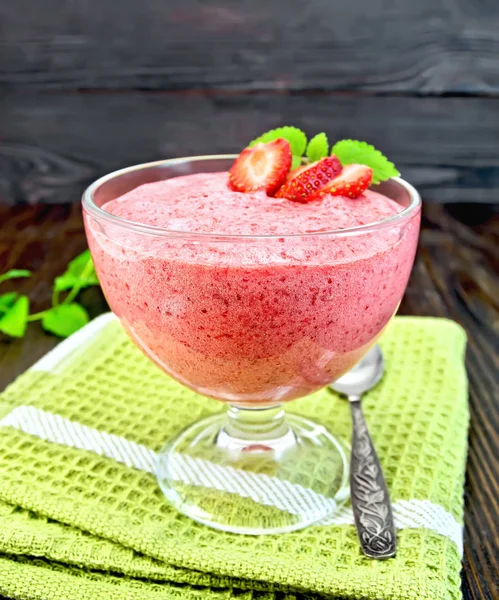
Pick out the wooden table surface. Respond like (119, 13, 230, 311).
(1, 0, 498, 595)
(0, 201, 497, 598)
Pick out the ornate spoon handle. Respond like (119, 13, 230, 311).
(349, 399, 396, 559)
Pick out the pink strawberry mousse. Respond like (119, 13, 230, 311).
(85, 172, 420, 405)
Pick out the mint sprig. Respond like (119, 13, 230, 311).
(54, 250, 99, 292)
(0, 269, 31, 285)
(0, 270, 31, 337)
(247, 127, 399, 184)
(0, 249, 100, 340)
(331, 139, 399, 184)
(306, 133, 329, 162)
(41, 303, 90, 337)
(0, 294, 29, 337)
(249, 126, 307, 156)
(0, 292, 18, 313)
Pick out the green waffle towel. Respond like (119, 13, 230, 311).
(0, 314, 468, 600)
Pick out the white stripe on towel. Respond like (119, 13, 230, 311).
(0, 404, 463, 555)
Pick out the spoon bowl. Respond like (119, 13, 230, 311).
(331, 345, 385, 398)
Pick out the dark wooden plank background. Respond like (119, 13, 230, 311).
(0, 1, 498, 598)
(1, 0, 498, 93)
(0, 0, 499, 207)
(1, 93, 499, 205)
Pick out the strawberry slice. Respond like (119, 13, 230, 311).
(283, 163, 309, 182)
(228, 139, 292, 195)
(275, 156, 342, 203)
(316, 164, 373, 199)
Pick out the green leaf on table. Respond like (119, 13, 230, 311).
(306, 133, 329, 162)
(54, 249, 99, 292)
(0, 292, 18, 315)
(41, 303, 90, 338)
(0, 270, 31, 285)
(0, 295, 29, 337)
(331, 139, 400, 184)
(249, 126, 308, 157)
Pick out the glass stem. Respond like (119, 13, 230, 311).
(222, 404, 292, 444)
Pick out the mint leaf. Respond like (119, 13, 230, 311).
(249, 126, 307, 158)
(306, 133, 329, 162)
(331, 140, 399, 184)
(41, 303, 89, 338)
(54, 249, 99, 292)
(0, 270, 31, 285)
(0, 292, 18, 315)
(0, 295, 29, 337)
(291, 155, 302, 170)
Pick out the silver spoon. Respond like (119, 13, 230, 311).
(330, 345, 396, 559)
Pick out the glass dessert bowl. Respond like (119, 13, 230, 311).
(83, 155, 421, 534)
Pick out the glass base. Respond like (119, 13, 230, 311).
(156, 407, 350, 534)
